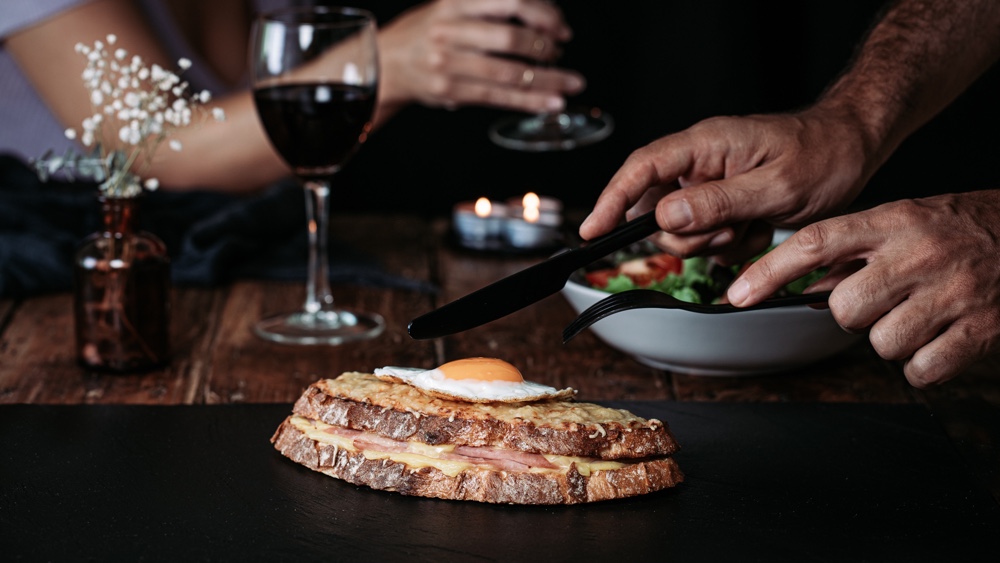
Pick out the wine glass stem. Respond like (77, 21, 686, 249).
(303, 179, 334, 315)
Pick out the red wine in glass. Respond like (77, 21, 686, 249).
(250, 6, 383, 345)
(253, 83, 375, 179)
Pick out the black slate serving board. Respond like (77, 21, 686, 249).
(1, 402, 997, 562)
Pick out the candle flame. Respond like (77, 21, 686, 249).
(474, 197, 492, 218)
(522, 192, 541, 208)
(523, 204, 540, 223)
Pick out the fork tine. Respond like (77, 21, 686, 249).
(565, 298, 625, 329)
(562, 293, 649, 343)
(579, 293, 634, 318)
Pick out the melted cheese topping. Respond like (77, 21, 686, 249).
(290, 416, 626, 478)
(320, 373, 655, 429)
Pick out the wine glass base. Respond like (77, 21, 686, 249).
(488, 108, 614, 152)
(253, 309, 385, 345)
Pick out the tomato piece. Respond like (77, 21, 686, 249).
(646, 254, 683, 276)
(584, 268, 619, 288)
(587, 254, 682, 288)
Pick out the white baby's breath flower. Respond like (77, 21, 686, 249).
(42, 36, 223, 198)
(118, 125, 135, 144)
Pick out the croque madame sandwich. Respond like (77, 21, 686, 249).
(271, 357, 683, 504)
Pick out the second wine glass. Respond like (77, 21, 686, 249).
(250, 6, 384, 345)
(488, 106, 613, 152)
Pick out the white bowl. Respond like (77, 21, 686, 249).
(560, 240, 860, 375)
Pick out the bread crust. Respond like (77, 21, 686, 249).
(293, 374, 680, 460)
(271, 416, 684, 505)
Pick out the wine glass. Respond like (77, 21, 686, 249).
(487, 3, 613, 152)
(249, 6, 384, 345)
(488, 106, 614, 152)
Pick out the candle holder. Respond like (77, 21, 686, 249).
(451, 193, 565, 254)
(503, 210, 562, 249)
(452, 198, 508, 250)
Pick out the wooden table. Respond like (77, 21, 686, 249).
(1, 213, 998, 504)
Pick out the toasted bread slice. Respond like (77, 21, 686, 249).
(272, 415, 684, 505)
(291, 373, 680, 460)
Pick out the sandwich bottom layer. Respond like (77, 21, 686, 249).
(271, 415, 684, 505)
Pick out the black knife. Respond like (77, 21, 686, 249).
(407, 211, 661, 339)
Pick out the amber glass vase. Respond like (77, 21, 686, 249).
(73, 195, 171, 372)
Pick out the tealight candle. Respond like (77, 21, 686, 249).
(506, 192, 563, 217)
(503, 192, 563, 249)
(453, 197, 507, 248)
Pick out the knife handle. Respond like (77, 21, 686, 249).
(577, 211, 661, 261)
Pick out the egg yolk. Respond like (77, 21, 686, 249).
(437, 358, 524, 382)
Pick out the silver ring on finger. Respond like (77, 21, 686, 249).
(520, 68, 535, 89)
(531, 38, 546, 58)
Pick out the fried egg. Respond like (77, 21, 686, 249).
(374, 358, 576, 403)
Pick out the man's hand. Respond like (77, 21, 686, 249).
(578, 107, 877, 265)
(728, 190, 1000, 387)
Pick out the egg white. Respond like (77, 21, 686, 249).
(373, 366, 576, 403)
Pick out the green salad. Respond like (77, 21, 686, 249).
(583, 242, 825, 304)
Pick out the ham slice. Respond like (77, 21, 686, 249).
(454, 445, 558, 470)
(323, 426, 362, 438)
(354, 433, 410, 453)
(325, 424, 558, 471)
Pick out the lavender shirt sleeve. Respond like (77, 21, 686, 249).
(0, 0, 90, 39)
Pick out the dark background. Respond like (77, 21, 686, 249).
(330, 0, 1000, 217)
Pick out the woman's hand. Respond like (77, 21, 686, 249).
(377, 0, 585, 115)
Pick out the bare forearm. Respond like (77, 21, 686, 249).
(817, 0, 1000, 166)
(142, 92, 289, 193)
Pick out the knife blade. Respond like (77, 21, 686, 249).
(407, 211, 660, 339)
